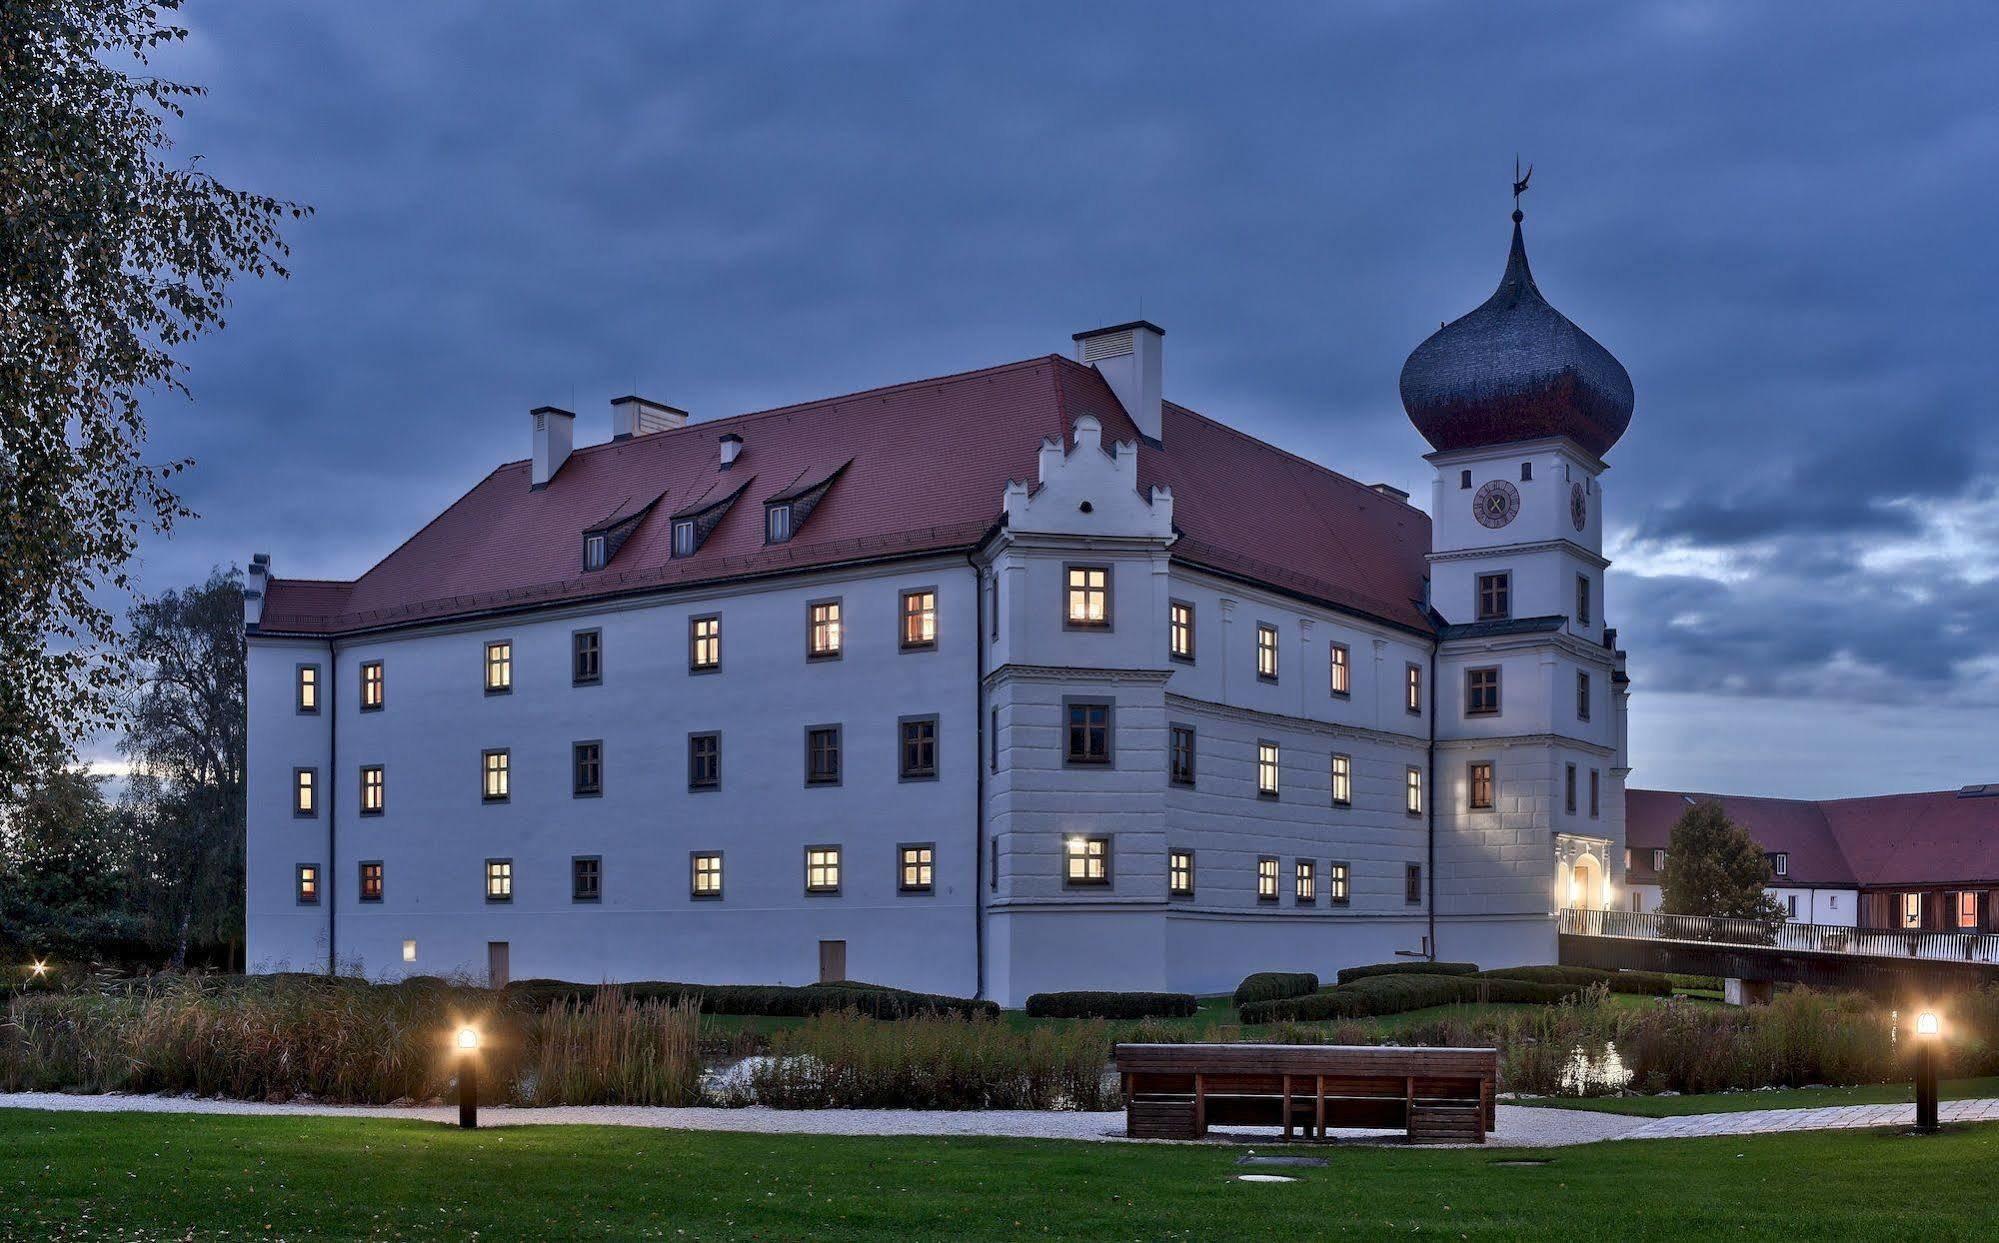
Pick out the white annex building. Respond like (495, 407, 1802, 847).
(245, 207, 1634, 1005)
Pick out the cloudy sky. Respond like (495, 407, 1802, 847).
(126, 1, 1998, 797)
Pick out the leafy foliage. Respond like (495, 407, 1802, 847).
(0, 0, 304, 805)
(1659, 799, 1788, 922)
(1335, 960, 1479, 984)
(1230, 971, 1318, 1007)
(1022, 991, 1198, 1019)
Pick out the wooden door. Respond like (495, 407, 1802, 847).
(487, 941, 510, 989)
(818, 939, 846, 983)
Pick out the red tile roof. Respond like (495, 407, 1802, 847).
(257, 355, 1433, 637)
(1628, 786, 1999, 889)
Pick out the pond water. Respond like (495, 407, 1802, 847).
(1558, 1042, 1634, 1095)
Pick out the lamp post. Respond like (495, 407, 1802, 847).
(455, 1026, 481, 1130)
(1913, 1010, 1940, 1134)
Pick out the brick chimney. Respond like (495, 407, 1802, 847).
(1073, 320, 1164, 443)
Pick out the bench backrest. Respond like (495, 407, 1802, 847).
(1113, 1043, 1497, 1080)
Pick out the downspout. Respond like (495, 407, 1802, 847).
(970, 557, 988, 1001)
(1425, 641, 1438, 961)
(326, 637, 339, 975)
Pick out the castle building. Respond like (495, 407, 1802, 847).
(244, 208, 1634, 1004)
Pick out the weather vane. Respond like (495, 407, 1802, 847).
(1512, 156, 1533, 222)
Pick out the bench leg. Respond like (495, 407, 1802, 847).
(1194, 1073, 1206, 1137)
(1282, 1075, 1293, 1141)
(1315, 1074, 1325, 1143)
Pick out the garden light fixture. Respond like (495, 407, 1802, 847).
(454, 1025, 481, 1129)
(1913, 1010, 1939, 1134)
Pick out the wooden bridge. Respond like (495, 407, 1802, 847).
(1559, 907, 1999, 995)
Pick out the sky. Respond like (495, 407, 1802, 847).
(115, 1, 1999, 797)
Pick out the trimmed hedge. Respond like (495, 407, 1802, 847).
(1023, 991, 1199, 1020)
(504, 979, 999, 1021)
(1335, 961, 1480, 985)
(1239, 972, 1589, 1024)
(1232, 972, 1319, 1008)
(1479, 965, 1674, 997)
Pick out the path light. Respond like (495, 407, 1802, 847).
(28, 959, 48, 981)
(1913, 1010, 1940, 1134)
(455, 1025, 481, 1130)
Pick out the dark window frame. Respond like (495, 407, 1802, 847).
(484, 857, 514, 904)
(358, 859, 383, 903)
(765, 502, 793, 544)
(1577, 670, 1592, 721)
(1405, 663, 1423, 715)
(1459, 468, 1472, 490)
(804, 844, 843, 895)
(1062, 563, 1113, 631)
(806, 596, 844, 661)
(1590, 769, 1601, 819)
(1168, 599, 1195, 662)
(481, 748, 510, 803)
(804, 724, 843, 787)
(1295, 858, 1317, 905)
(1565, 763, 1578, 814)
(571, 628, 602, 687)
(688, 613, 722, 673)
(1063, 835, 1112, 888)
(358, 659, 384, 712)
(688, 731, 720, 791)
(1405, 862, 1424, 905)
(1256, 855, 1280, 903)
(1466, 666, 1501, 717)
(1329, 860, 1352, 906)
(1477, 572, 1511, 622)
(295, 863, 320, 906)
(483, 640, 513, 695)
(897, 714, 939, 782)
(572, 740, 603, 798)
(1061, 697, 1114, 768)
(1329, 642, 1351, 698)
(571, 854, 602, 903)
(1576, 574, 1592, 626)
(293, 767, 318, 818)
(900, 586, 939, 652)
(690, 851, 724, 899)
(359, 764, 385, 816)
(295, 663, 321, 715)
(1168, 723, 1196, 786)
(670, 519, 697, 558)
(1331, 753, 1352, 807)
(1468, 760, 1494, 811)
(1255, 622, 1280, 682)
(1405, 765, 1423, 816)
(897, 842, 936, 894)
(583, 532, 608, 571)
(1169, 848, 1195, 898)
(1256, 739, 1280, 800)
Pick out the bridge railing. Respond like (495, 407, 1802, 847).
(1560, 907, 1999, 965)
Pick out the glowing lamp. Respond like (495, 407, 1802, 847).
(454, 1025, 481, 1129)
(29, 959, 48, 978)
(1916, 1011, 1940, 1038)
(455, 1025, 481, 1051)
(1912, 1010, 1941, 1133)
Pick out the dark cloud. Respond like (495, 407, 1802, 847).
(113, 1, 1999, 782)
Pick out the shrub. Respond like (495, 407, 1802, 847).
(1479, 965, 1673, 997)
(1024, 991, 1198, 1020)
(1241, 973, 1470, 1023)
(505, 978, 998, 1021)
(1231, 972, 1318, 1008)
(718, 1011, 1115, 1110)
(1335, 961, 1478, 985)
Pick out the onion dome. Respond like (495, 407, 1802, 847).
(1400, 212, 1634, 458)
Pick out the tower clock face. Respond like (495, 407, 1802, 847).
(1570, 482, 1588, 531)
(1472, 479, 1520, 529)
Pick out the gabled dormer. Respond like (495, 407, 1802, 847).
(764, 459, 852, 545)
(581, 492, 664, 572)
(668, 476, 754, 558)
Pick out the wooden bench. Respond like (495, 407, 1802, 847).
(1114, 1043, 1498, 1143)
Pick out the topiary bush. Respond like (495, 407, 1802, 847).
(1478, 965, 1673, 997)
(504, 978, 999, 1021)
(1335, 961, 1479, 985)
(1023, 991, 1199, 1020)
(1240, 974, 1469, 1023)
(1232, 972, 1319, 1008)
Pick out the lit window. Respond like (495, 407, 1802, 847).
(1064, 836, 1110, 886)
(482, 749, 510, 802)
(901, 590, 938, 650)
(1329, 861, 1351, 905)
(1902, 892, 1921, 929)
(583, 533, 608, 571)
(1772, 851, 1787, 877)
(1406, 663, 1423, 714)
(1169, 601, 1195, 661)
(296, 665, 319, 713)
(766, 503, 792, 543)
(1469, 761, 1494, 811)
(1329, 643, 1350, 698)
(899, 845, 934, 893)
(1257, 741, 1280, 798)
(1477, 573, 1511, 621)
(1577, 671, 1591, 721)
(1065, 565, 1109, 627)
(572, 629, 601, 685)
(294, 768, 317, 817)
(573, 741, 602, 797)
(572, 856, 601, 903)
(1256, 623, 1279, 681)
(899, 717, 938, 780)
(1652, 849, 1666, 872)
(1405, 766, 1423, 815)
(688, 732, 719, 789)
(485, 859, 513, 902)
(1959, 891, 1979, 929)
(1406, 863, 1423, 905)
(484, 641, 512, 693)
(359, 861, 383, 902)
(805, 726, 841, 786)
(1064, 701, 1112, 766)
(1295, 859, 1316, 904)
(1169, 725, 1195, 786)
(671, 519, 697, 558)
(1169, 850, 1194, 897)
(1576, 575, 1591, 626)
(360, 765, 385, 815)
(689, 615, 721, 671)
(808, 600, 843, 659)
(691, 852, 723, 898)
(806, 847, 842, 894)
(402, 939, 417, 963)
(1330, 754, 1352, 806)
(1466, 667, 1501, 716)
(1565, 764, 1578, 814)
(1257, 856, 1278, 902)
(296, 864, 319, 904)
(359, 660, 384, 711)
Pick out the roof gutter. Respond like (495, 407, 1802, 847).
(969, 552, 988, 1002)
(325, 636, 339, 975)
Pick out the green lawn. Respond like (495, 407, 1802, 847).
(2, 1109, 1995, 1239)
(1520, 1075, 1999, 1118)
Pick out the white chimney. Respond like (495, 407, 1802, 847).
(244, 552, 271, 627)
(531, 405, 575, 488)
(610, 394, 689, 440)
(719, 432, 743, 469)
(1072, 320, 1164, 443)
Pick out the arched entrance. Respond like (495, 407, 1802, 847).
(1568, 854, 1604, 910)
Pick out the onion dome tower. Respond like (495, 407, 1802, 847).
(1399, 206, 1634, 458)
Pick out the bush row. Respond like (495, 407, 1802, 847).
(1231, 972, 1319, 1008)
(1479, 965, 1674, 997)
(1239, 972, 1587, 1023)
(1334, 961, 1480, 985)
(1024, 991, 1198, 1020)
(505, 978, 999, 1021)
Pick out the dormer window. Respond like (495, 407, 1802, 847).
(580, 491, 663, 574)
(582, 533, 608, 571)
(672, 519, 696, 558)
(766, 503, 793, 544)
